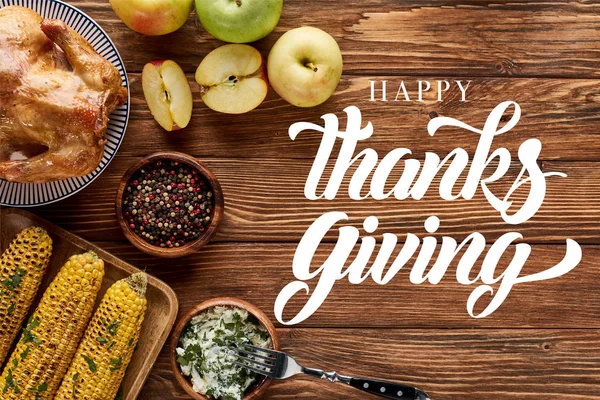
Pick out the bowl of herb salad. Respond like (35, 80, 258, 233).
(170, 298, 280, 400)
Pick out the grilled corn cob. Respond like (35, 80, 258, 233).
(54, 272, 148, 400)
(0, 227, 53, 367)
(0, 251, 104, 399)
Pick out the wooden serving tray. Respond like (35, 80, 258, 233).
(0, 207, 178, 400)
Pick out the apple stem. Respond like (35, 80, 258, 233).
(305, 62, 318, 72)
(236, 0, 241, 5)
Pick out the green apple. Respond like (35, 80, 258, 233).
(110, 0, 193, 36)
(195, 0, 283, 43)
(267, 27, 343, 107)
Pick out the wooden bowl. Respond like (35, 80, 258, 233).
(116, 151, 224, 258)
(170, 298, 280, 400)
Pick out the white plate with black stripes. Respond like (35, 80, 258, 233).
(0, 0, 129, 207)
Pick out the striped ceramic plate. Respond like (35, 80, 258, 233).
(0, 0, 129, 207)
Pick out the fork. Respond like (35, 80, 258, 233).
(230, 343, 430, 400)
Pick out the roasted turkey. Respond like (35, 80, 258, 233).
(0, 6, 127, 183)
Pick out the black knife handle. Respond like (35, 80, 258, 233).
(301, 367, 429, 400)
(349, 377, 427, 400)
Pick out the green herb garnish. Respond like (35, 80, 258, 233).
(20, 346, 30, 361)
(7, 301, 15, 315)
(1, 268, 25, 292)
(3, 368, 15, 394)
(28, 382, 48, 393)
(109, 357, 123, 371)
(176, 356, 189, 366)
(22, 318, 41, 345)
(82, 355, 97, 372)
(107, 320, 120, 336)
(71, 373, 79, 399)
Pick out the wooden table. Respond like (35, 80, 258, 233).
(31, 1, 600, 399)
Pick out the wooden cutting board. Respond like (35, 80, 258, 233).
(0, 207, 178, 400)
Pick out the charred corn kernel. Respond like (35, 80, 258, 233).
(0, 227, 52, 366)
(0, 251, 104, 399)
(55, 273, 148, 400)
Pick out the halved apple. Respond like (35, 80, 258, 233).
(142, 60, 193, 131)
(195, 44, 268, 114)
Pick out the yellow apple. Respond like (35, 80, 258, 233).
(142, 60, 193, 131)
(110, 0, 193, 36)
(267, 27, 343, 107)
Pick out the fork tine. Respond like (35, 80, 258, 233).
(232, 347, 275, 363)
(232, 361, 274, 378)
(234, 354, 275, 369)
(239, 343, 279, 356)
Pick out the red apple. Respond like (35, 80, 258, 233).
(195, 44, 268, 114)
(142, 60, 193, 131)
(110, 0, 193, 36)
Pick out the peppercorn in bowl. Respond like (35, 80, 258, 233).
(116, 152, 224, 258)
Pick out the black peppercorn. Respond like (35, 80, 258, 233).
(123, 160, 215, 248)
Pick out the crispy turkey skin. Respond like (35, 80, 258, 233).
(0, 6, 128, 183)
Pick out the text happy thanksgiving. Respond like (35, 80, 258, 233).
(274, 80, 582, 325)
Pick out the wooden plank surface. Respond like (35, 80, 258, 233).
(16, 0, 600, 398)
(34, 158, 600, 243)
(65, 0, 600, 77)
(122, 74, 600, 161)
(140, 328, 600, 400)
(96, 242, 600, 329)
